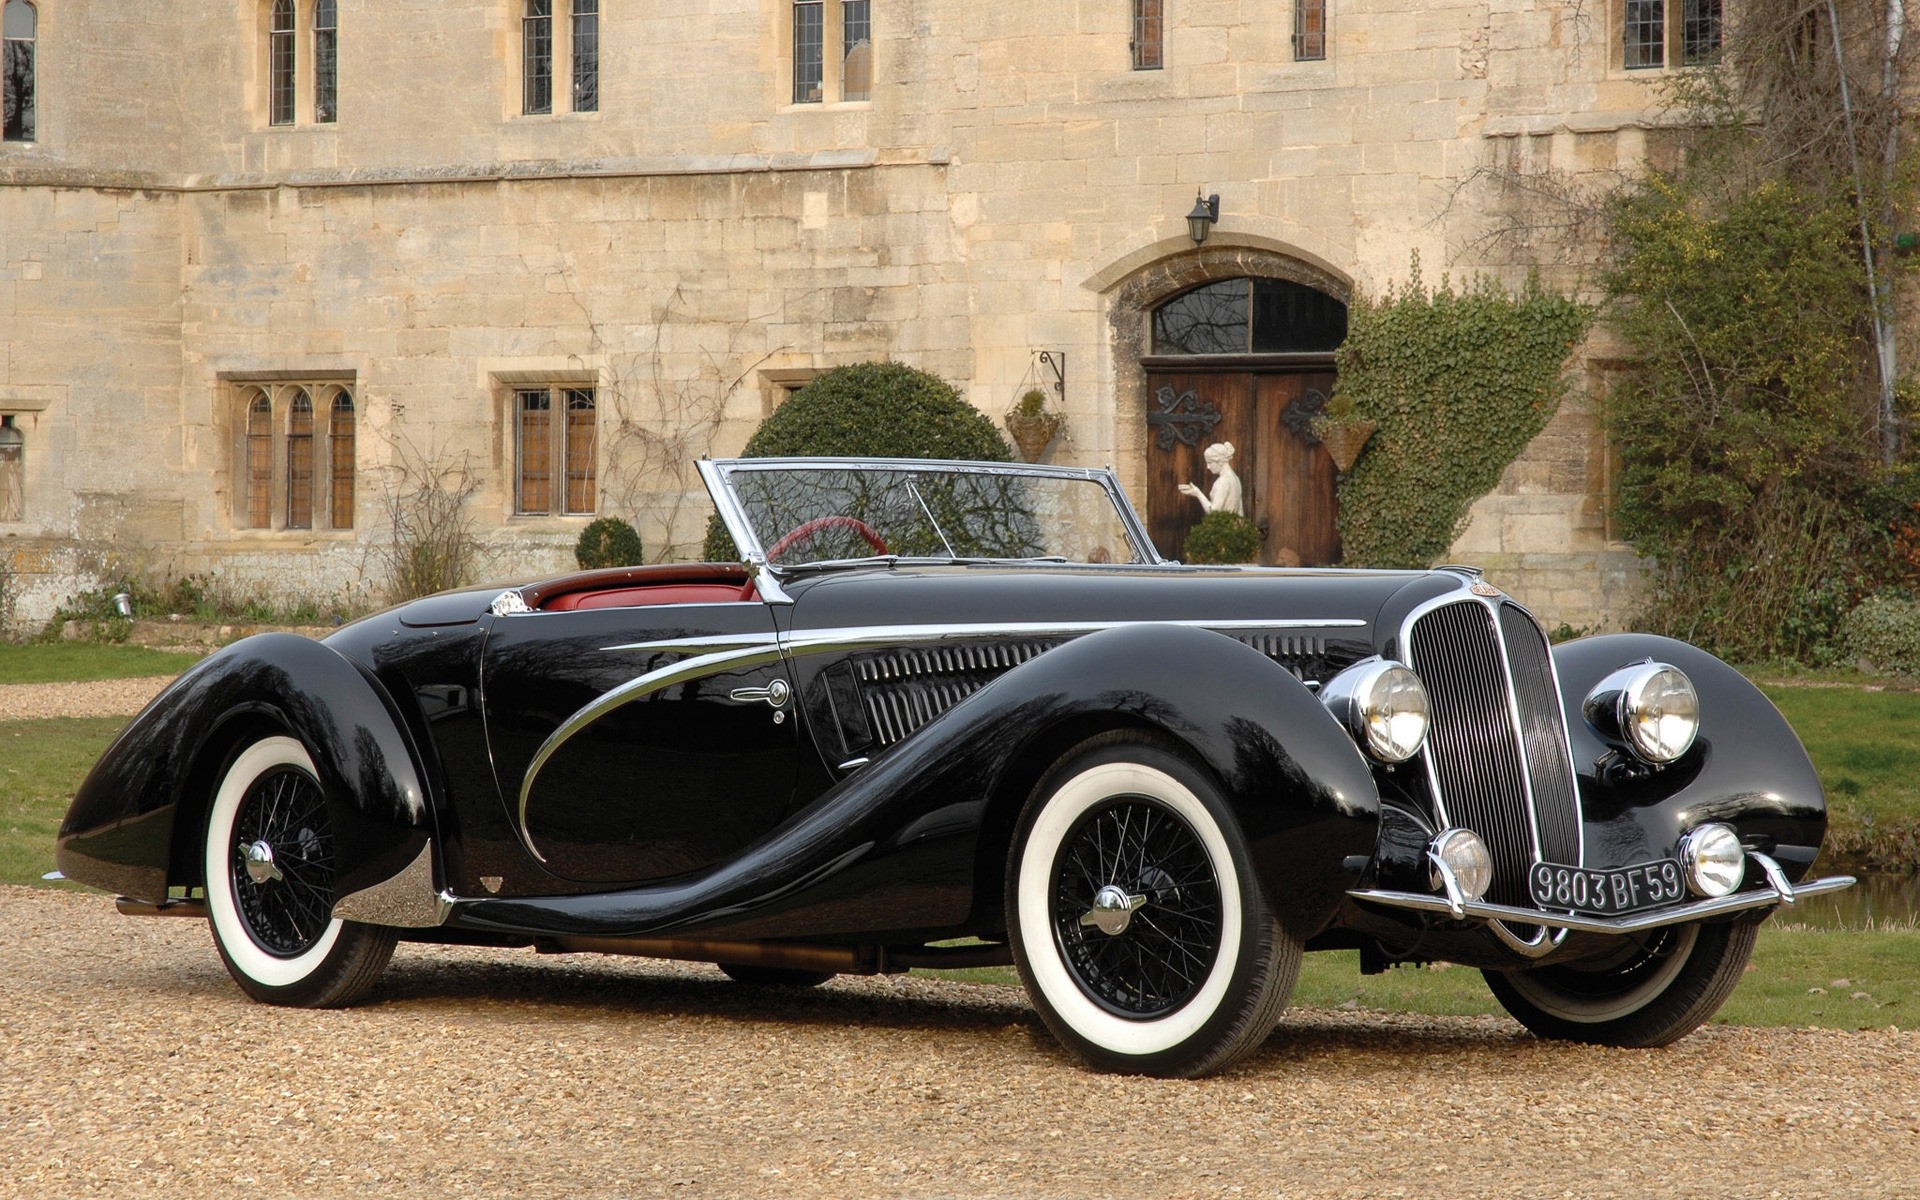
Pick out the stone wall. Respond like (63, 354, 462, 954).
(0, 0, 1667, 632)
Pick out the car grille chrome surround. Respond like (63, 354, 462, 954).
(1403, 596, 1583, 918)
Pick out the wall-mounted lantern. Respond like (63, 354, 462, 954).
(1186, 190, 1220, 246)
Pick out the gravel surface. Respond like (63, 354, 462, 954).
(3, 886, 1917, 1199)
(0, 676, 173, 722)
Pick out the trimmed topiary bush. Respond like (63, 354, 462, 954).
(1840, 594, 1920, 676)
(575, 516, 645, 569)
(1182, 511, 1263, 564)
(704, 362, 1013, 560)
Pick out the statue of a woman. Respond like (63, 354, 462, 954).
(1178, 441, 1243, 517)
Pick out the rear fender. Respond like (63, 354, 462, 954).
(57, 633, 436, 908)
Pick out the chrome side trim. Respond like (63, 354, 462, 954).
(1350, 871, 1855, 949)
(330, 840, 452, 928)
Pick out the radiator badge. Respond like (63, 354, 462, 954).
(1470, 581, 1503, 598)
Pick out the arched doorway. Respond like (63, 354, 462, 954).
(1139, 275, 1348, 565)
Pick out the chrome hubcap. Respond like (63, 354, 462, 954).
(1078, 884, 1149, 937)
(243, 839, 283, 886)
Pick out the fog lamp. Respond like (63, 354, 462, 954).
(1679, 823, 1746, 898)
(1584, 661, 1699, 765)
(1428, 828, 1493, 903)
(1321, 659, 1431, 764)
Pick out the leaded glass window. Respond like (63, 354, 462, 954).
(1681, 0, 1721, 65)
(270, 0, 296, 126)
(1152, 278, 1348, 355)
(286, 390, 314, 530)
(572, 0, 599, 112)
(1132, 0, 1162, 70)
(1625, 0, 1664, 68)
(516, 386, 596, 516)
(3, 0, 34, 143)
(841, 0, 870, 101)
(314, 0, 337, 123)
(1294, 0, 1326, 61)
(793, 0, 824, 102)
(524, 0, 554, 115)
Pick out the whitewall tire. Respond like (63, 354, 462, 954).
(1007, 734, 1300, 1077)
(204, 735, 395, 1007)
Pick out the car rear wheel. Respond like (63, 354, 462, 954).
(1007, 734, 1299, 1077)
(1483, 920, 1758, 1047)
(717, 963, 836, 988)
(204, 735, 396, 1007)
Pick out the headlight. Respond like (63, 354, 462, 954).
(1583, 661, 1699, 765)
(1679, 823, 1746, 897)
(1428, 828, 1493, 902)
(1321, 659, 1431, 764)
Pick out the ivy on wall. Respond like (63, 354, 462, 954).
(1332, 261, 1590, 569)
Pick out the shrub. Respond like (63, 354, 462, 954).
(703, 362, 1012, 560)
(574, 517, 645, 569)
(1333, 262, 1589, 569)
(1840, 594, 1920, 676)
(1182, 511, 1263, 564)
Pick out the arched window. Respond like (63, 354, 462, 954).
(2, 0, 34, 143)
(328, 390, 354, 529)
(269, 0, 296, 126)
(286, 389, 314, 529)
(313, 0, 337, 123)
(247, 392, 274, 529)
(1151, 277, 1347, 355)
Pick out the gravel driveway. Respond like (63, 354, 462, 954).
(3, 886, 1916, 1199)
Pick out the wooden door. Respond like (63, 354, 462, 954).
(1144, 370, 1255, 564)
(1255, 371, 1340, 566)
(1144, 368, 1341, 566)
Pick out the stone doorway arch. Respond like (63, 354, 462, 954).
(1103, 245, 1352, 565)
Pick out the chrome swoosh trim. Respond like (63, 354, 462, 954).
(515, 640, 789, 862)
(520, 616, 1369, 860)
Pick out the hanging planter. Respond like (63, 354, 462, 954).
(1313, 416, 1378, 474)
(1005, 389, 1065, 462)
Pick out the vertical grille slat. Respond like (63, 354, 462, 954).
(1498, 603, 1581, 865)
(1408, 601, 1540, 910)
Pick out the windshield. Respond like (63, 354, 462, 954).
(704, 459, 1154, 569)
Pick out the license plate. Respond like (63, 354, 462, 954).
(1528, 859, 1686, 915)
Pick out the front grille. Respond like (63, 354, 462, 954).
(1406, 599, 1580, 910)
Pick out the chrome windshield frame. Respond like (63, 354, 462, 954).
(696, 456, 1164, 588)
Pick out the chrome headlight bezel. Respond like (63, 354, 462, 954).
(1428, 827, 1494, 903)
(1582, 661, 1700, 766)
(1320, 658, 1431, 764)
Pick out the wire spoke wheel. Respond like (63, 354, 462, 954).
(229, 766, 337, 957)
(1051, 799, 1222, 1018)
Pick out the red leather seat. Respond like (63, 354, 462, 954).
(544, 582, 753, 611)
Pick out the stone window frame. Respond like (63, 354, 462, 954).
(1621, 0, 1720, 71)
(3, 0, 35, 144)
(230, 378, 358, 533)
(520, 0, 599, 117)
(262, 0, 340, 128)
(788, 0, 873, 106)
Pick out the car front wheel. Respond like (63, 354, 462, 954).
(1483, 920, 1758, 1047)
(1007, 735, 1299, 1077)
(204, 735, 396, 1007)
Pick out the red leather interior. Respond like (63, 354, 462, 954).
(544, 582, 755, 611)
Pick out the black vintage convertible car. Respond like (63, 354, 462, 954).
(59, 458, 1851, 1076)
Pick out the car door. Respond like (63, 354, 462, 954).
(481, 598, 797, 885)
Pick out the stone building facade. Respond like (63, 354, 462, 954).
(0, 0, 1695, 631)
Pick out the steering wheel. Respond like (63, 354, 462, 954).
(767, 515, 891, 561)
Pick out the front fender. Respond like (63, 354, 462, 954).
(57, 633, 435, 905)
(1551, 634, 1827, 878)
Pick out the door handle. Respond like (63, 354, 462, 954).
(729, 678, 791, 708)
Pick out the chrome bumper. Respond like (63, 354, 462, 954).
(1350, 851, 1854, 950)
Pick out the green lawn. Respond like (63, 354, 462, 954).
(0, 643, 202, 684)
(1757, 682, 1920, 872)
(0, 716, 127, 887)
